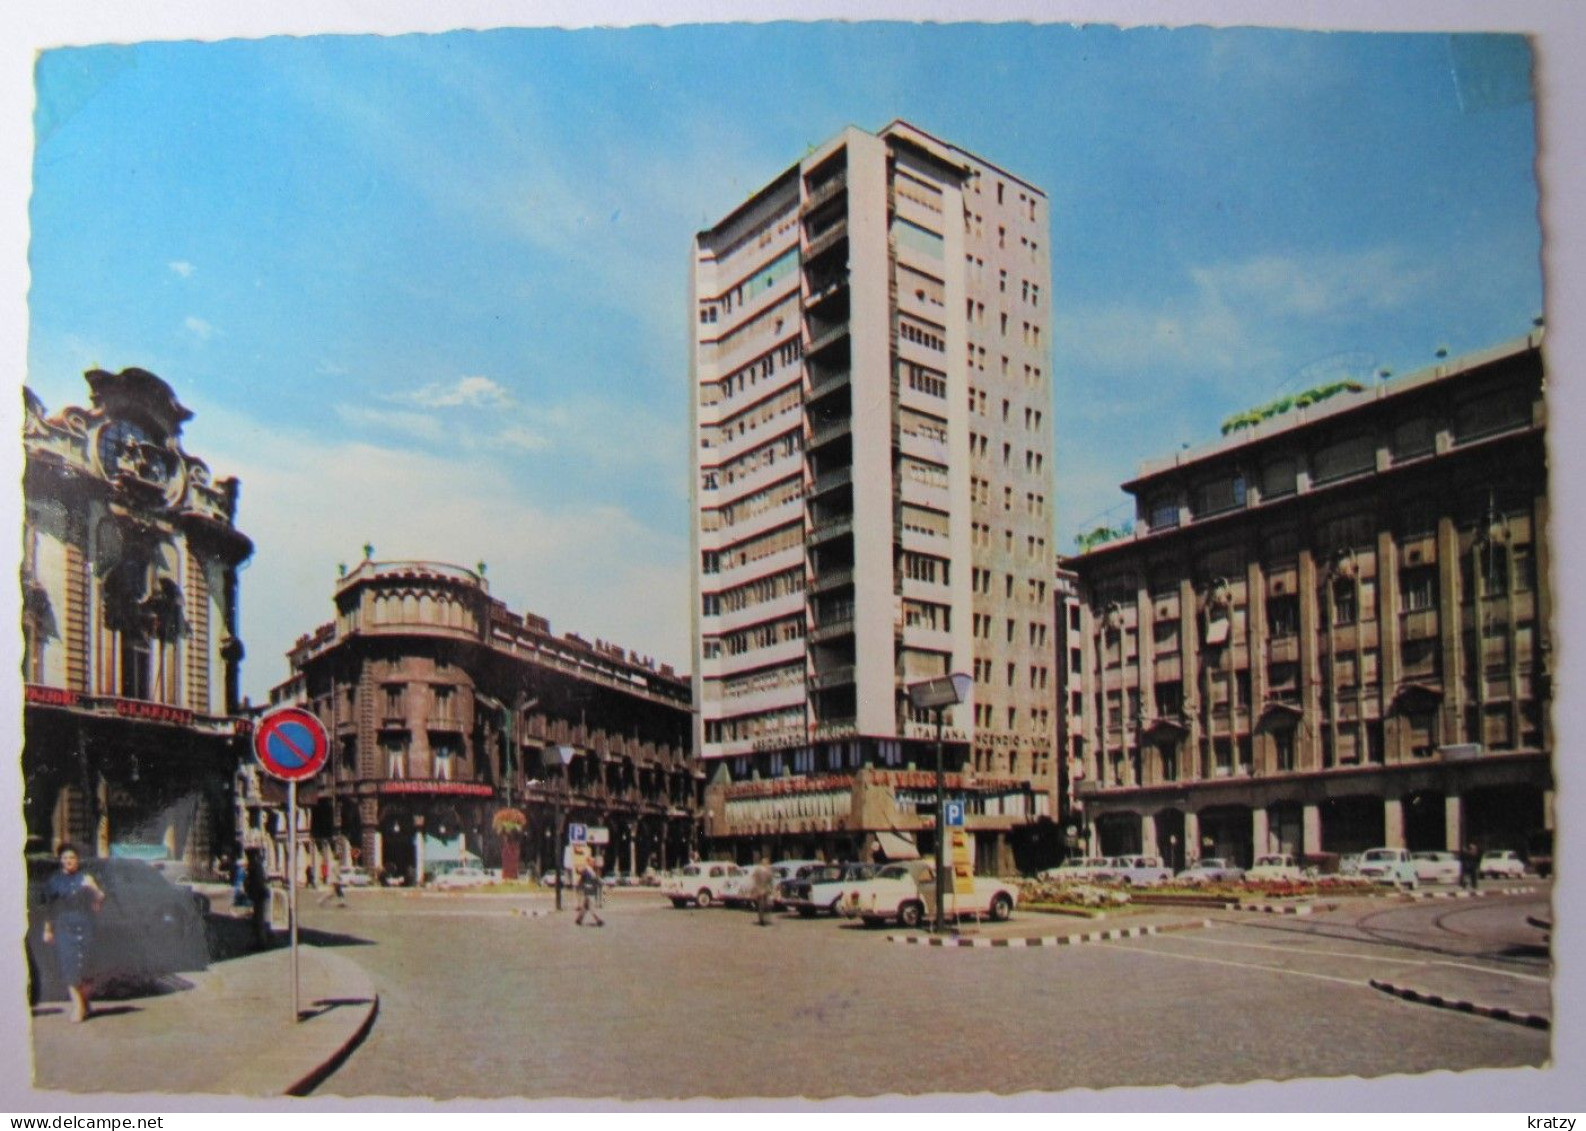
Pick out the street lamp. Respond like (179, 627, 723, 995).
(906, 672, 973, 935)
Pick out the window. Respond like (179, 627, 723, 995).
(1148, 496, 1179, 531)
(384, 738, 407, 779)
(1328, 579, 1357, 626)
(120, 633, 153, 700)
(433, 740, 458, 781)
(1267, 595, 1299, 638)
(1401, 568, 1438, 612)
(1193, 475, 1247, 518)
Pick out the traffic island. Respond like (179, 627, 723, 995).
(1369, 977, 1550, 1031)
(886, 918, 1214, 948)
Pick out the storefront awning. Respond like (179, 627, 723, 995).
(872, 830, 921, 861)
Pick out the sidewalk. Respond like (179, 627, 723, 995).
(30, 943, 378, 1098)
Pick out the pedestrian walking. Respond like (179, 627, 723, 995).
(1461, 841, 1481, 892)
(244, 847, 273, 948)
(750, 859, 775, 927)
(317, 861, 348, 907)
(573, 861, 605, 927)
(40, 843, 104, 1022)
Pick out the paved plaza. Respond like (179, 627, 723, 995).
(302, 885, 1550, 1102)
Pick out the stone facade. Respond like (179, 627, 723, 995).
(22, 368, 253, 870)
(1065, 333, 1552, 868)
(270, 559, 699, 882)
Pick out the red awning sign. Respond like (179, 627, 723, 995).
(254, 707, 329, 782)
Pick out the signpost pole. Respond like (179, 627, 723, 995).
(289, 779, 300, 1023)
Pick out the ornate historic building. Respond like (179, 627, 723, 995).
(690, 121, 1058, 871)
(1064, 333, 1552, 868)
(269, 558, 699, 881)
(22, 368, 254, 870)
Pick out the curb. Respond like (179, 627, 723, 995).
(286, 991, 381, 1097)
(1401, 885, 1540, 901)
(1368, 978, 1550, 1031)
(1234, 902, 1313, 916)
(887, 919, 1212, 948)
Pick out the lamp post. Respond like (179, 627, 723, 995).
(906, 672, 973, 934)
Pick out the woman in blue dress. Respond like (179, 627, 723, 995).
(41, 844, 105, 1022)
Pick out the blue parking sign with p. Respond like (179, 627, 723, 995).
(568, 823, 587, 844)
(945, 800, 965, 827)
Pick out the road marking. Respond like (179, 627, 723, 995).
(1430, 960, 1550, 984)
(1099, 938, 1367, 987)
(1178, 934, 1426, 964)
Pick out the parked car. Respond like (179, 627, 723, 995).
(837, 860, 1018, 928)
(783, 862, 877, 917)
(661, 861, 743, 908)
(1479, 850, 1527, 879)
(719, 864, 766, 908)
(1410, 851, 1461, 885)
(1356, 847, 1419, 888)
(1175, 857, 1245, 885)
(1038, 857, 1110, 882)
(341, 866, 376, 888)
(1095, 855, 1173, 886)
(1338, 853, 1363, 877)
(432, 867, 493, 889)
(27, 856, 211, 1003)
(1246, 854, 1304, 882)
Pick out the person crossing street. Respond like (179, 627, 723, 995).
(574, 860, 605, 927)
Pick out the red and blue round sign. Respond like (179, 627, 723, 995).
(254, 707, 330, 782)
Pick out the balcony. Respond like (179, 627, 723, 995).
(810, 616, 855, 643)
(807, 368, 852, 402)
(809, 416, 853, 447)
(808, 515, 854, 544)
(810, 465, 853, 496)
(806, 321, 851, 359)
(810, 665, 857, 691)
(809, 567, 855, 593)
(802, 171, 847, 213)
(804, 218, 848, 261)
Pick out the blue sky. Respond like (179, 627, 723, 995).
(24, 23, 1543, 702)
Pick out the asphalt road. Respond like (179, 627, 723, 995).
(302, 886, 1551, 1102)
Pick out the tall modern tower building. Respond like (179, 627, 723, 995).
(689, 121, 1057, 871)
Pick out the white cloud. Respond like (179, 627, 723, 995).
(194, 405, 690, 701)
(394, 374, 511, 409)
(334, 404, 446, 443)
(183, 316, 218, 341)
(485, 424, 551, 453)
(168, 260, 195, 279)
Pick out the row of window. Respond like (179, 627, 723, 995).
(701, 566, 805, 617)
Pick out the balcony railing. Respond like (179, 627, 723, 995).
(809, 665, 856, 690)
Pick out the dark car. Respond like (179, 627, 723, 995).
(26, 855, 211, 1003)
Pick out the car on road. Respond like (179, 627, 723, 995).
(27, 855, 211, 1004)
(1095, 855, 1173, 886)
(1175, 857, 1245, 885)
(1038, 857, 1110, 882)
(661, 861, 743, 908)
(432, 867, 494, 890)
(1410, 851, 1461, 885)
(1355, 847, 1419, 888)
(837, 860, 1018, 928)
(1479, 850, 1527, 879)
(1246, 854, 1304, 882)
(782, 862, 878, 917)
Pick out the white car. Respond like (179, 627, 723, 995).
(341, 866, 376, 888)
(432, 867, 494, 889)
(837, 860, 1018, 928)
(1410, 851, 1461, 885)
(1038, 857, 1110, 882)
(661, 861, 743, 908)
(1479, 850, 1526, 879)
(1356, 847, 1419, 888)
(1175, 858, 1245, 885)
(1246, 854, 1304, 882)
(1095, 855, 1173, 886)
